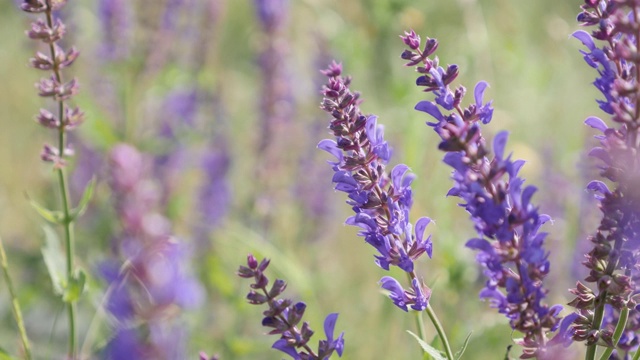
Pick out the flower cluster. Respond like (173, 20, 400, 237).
(22, 0, 84, 167)
(567, 0, 640, 351)
(318, 62, 432, 311)
(102, 144, 203, 360)
(400, 30, 563, 357)
(237, 254, 344, 359)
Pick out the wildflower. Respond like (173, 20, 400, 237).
(318, 61, 433, 311)
(103, 144, 204, 360)
(567, 1, 640, 353)
(401, 30, 562, 357)
(238, 254, 344, 359)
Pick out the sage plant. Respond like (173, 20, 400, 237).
(21, 0, 86, 357)
(318, 62, 454, 358)
(103, 144, 204, 360)
(567, 1, 640, 358)
(238, 254, 344, 359)
(253, 0, 296, 220)
(400, 30, 564, 358)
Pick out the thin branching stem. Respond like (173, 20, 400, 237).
(0, 236, 32, 360)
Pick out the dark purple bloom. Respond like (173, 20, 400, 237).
(402, 31, 563, 358)
(238, 254, 344, 359)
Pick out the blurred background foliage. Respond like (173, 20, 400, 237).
(0, 0, 599, 358)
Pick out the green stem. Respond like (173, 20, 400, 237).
(0, 237, 33, 360)
(633, 348, 640, 360)
(413, 310, 428, 359)
(598, 306, 630, 360)
(43, 2, 77, 357)
(425, 303, 455, 360)
(56, 166, 76, 359)
(585, 294, 606, 360)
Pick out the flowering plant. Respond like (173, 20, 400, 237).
(3, 0, 640, 359)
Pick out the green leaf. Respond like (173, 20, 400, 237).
(41, 226, 65, 296)
(26, 194, 64, 224)
(70, 178, 96, 221)
(63, 269, 86, 303)
(454, 332, 472, 360)
(407, 330, 446, 360)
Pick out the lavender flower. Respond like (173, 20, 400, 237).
(21, 1, 87, 357)
(23, 0, 84, 167)
(400, 30, 562, 357)
(194, 143, 231, 242)
(567, 1, 640, 354)
(318, 62, 432, 312)
(238, 254, 344, 359)
(97, 0, 132, 61)
(104, 143, 204, 360)
(253, 0, 295, 219)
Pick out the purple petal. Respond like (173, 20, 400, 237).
(415, 101, 443, 121)
(584, 116, 608, 132)
(587, 180, 610, 195)
(474, 81, 489, 105)
(572, 30, 595, 50)
(317, 139, 343, 161)
(493, 131, 509, 160)
(365, 116, 379, 144)
(272, 339, 301, 359)
(414, 217, 431, 243)
(323, 313, 339, 341)
(391, 164, 410, 190)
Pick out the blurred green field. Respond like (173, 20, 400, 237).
(0, 0, 599, 359)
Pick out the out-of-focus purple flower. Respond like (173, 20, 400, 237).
(193, 143, 230, 243)
(97, 0, 132, 60)
(567, 1, 640, 351)
(22, 0, 84, 168)
(295, 37, 336, 234)
(401, 30, 562, 357)
(318, 62, 433, 312)
(253, 0, 295, 220)
(103, 143, 204, 359)
(238, 254, 345, 359)
(153, 87, 200, 206)
(255, 0, 288, 32)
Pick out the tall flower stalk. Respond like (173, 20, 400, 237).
(103, 144, 203, 359)
(567, 1, 640, 359)
(20, 1, 86, 358)
(318, 62, 453, 358)
(400, 30, 563, 358)
(253, 0, 296, 222)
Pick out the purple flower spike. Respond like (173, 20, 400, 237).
(239, 254, 344, 359)
(565, 1, 640, 352)
(319, 61, 434, 312)
(104, 144, 203, 359)
(401, 30, 563, 358)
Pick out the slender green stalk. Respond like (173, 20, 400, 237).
(43, 2, 78, 357)
(425, 303, 455, 360)
(633, 348, 640, 360)
(0, 237, 33, 360)
(585, 293, 606, 360)
(58, 168, 76, 359)
(598, 306, 630, 360)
